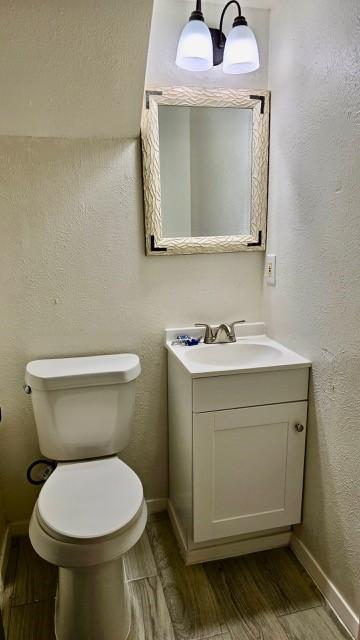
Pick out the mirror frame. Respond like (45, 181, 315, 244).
(141, 87, 270, 256)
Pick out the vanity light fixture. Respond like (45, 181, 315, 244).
(175, 0, 213, 71)
(176, 0, 259, 74)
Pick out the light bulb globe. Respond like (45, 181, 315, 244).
(223, 24, 259, 74)
(176, 19, 213, 72)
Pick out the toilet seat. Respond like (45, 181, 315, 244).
(38, 456, 144, 543)
(30, 498, 147, 569)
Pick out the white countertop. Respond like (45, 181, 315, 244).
(165, 323, 311, 378)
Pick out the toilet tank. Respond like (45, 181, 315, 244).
(25, 354, 141, 461)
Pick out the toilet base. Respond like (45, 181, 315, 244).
(55, 556, 131, 640)
(29, 482, 147, 640)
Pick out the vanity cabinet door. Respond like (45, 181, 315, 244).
(193, 402, 307, 543)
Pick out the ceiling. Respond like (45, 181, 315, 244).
(176, 0, 276, 8)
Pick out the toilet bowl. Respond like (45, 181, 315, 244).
(25, 354, 145, 640)
(30, 457, 147, 640)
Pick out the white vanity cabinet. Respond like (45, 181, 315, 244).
(166, 333, 311, 565)
(193, 401, 307, 543)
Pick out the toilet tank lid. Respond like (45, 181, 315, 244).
(26, 354, 141, 390)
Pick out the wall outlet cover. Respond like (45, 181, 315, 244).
(265, 254, 276, 285)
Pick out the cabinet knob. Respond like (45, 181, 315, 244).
(294, 423, 304, 432)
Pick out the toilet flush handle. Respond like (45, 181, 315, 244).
(23, 384, 32, 395)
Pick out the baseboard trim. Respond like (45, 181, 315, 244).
(291, 534, 359, 639)
(146, 498, 168, 515)
(167, 500, 189, 563)
(0, 526, 11, 596)
(8, 499, 167, 536)
(168, 500, 291, 565)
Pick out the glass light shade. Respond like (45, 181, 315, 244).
(223, 25, 259, 74)
(176, 19, 213, 71)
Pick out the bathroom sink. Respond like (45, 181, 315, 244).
(165, 323, 311, 377)
(184, 342, 282, 368)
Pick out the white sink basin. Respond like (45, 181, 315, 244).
(165, 323, 311, 377)
(184, 342, 282, 368)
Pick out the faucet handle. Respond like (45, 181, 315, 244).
(229, 320, 246, 337)
(195, 323, 214, 343)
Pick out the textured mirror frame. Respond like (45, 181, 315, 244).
(141, 87, 270, 256)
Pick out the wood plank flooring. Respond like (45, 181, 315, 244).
(1, 512, 352, 640)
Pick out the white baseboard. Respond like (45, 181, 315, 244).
(167, 500, 189, 563)
(0, 526, 11, 596)
(291, 534, 359, 639)
(146, 498, 168, 515)
(8, 498, 167, 536)
(168, 500, 291, 565)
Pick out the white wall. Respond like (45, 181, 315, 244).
(0, 0, 268, 524)
(265, 0, 360, 617)
(0, 0, 153, 138)
(0, 137, 263, 523)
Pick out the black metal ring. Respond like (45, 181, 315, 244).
(26, 459, 56, 485)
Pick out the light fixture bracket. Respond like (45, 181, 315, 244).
(210, 0, 248, 66)
(189, 0, 205, 22)
(189, 10, 204, 21)
(210, 28, 226, 66)
(233, 14, 248, 27)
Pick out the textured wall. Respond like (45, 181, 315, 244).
(265, 0, 360, 615)
(0, 137, 264, 522)
(0, 0, 268, 523)
(0, 0, 153, 138)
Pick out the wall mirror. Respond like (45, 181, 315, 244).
(141, 87, 270, 255)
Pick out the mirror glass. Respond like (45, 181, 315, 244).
(158, 105, 253, 238)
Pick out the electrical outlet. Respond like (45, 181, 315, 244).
(265, 254, 276, 285)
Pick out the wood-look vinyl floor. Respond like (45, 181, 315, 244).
(2, 513, 351, 640)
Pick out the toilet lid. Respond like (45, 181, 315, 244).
(38, 457, 144, 541)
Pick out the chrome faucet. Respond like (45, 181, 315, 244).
(195, 321, 246, 344)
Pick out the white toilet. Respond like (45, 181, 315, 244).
(25, 353, 147, 640)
